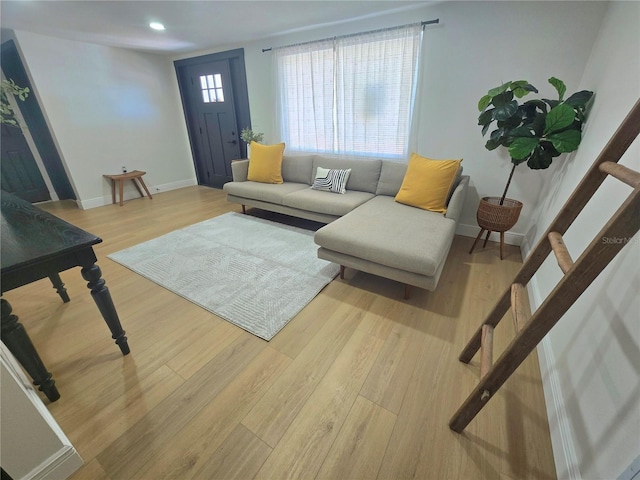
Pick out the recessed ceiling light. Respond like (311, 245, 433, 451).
(149, 22, 165, 31)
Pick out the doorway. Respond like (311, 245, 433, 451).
(1, 123, 50, 202)
(175, 49, 251, 189)
(1, 40, 75, 202)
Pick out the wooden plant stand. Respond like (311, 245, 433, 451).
(469, 197, 522, 259)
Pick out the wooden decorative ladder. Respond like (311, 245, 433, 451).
(449, 99, 640, 433)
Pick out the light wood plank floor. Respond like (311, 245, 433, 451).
(7, 186, 556, 479)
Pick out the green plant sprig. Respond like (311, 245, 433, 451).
(1, 78, 30, 127)
(240, 127, 264, 144)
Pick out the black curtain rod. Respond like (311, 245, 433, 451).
(261, 18, 439, 53)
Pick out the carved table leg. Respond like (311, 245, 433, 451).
(1, 298, 60, 402)
(81, 264, 130, 355)
(49, 273, 70, 303)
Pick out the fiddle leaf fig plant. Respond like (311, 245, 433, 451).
(478, 77, 593, 203)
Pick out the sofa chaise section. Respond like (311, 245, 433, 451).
(315, 191, 464, 293)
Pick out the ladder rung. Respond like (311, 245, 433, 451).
(599, 161, 640, 188)
(480, 324, 494, 378)
(510, 283, 529, 333)
(548, 231, 574, 274)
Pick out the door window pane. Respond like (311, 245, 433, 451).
(200, 74, 225, 103)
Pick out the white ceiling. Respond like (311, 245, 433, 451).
(0, 0, 429, 55)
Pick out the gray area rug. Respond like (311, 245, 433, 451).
(108, 212, 339, 340)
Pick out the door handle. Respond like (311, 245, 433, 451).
(228, 140, 237, 145)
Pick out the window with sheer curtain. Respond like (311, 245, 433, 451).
(274, 24, 423, 159)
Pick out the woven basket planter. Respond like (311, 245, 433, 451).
(476, 197, 523, 232)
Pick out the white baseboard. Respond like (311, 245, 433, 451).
(521, 239, 580, 480)
(77, 178, 197, 210)
(537, 335, 581, 479)
(26, 446, 83, 480)
(456, 222, 524, 246)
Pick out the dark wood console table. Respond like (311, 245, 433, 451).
(1, 191, 130, 402)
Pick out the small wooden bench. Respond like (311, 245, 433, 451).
(103, 170, 153, 206)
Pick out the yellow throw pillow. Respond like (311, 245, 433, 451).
(247, 142, 285, 184)
(395, 153, 462, 213)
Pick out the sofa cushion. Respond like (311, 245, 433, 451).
(311, 167, 352, 194)
(283, 188, 374, 217)
(314, 195, 456, 277)
(223, 181, 308, 205)
(282, 154, 314, 184)
(376, 160, 408, 196)
(247, 142, 285, 184)
(312, 156, 381, 194)
(395, 154, 462, 213)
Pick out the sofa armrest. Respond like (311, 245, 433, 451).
(231, 159, 249, 182)
(445, 176, 469, 222)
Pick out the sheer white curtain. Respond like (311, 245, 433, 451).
(274, 24, 423, 159)
(274, 39, 335, 153)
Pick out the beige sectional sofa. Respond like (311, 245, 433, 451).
(223, 154, 469, 294)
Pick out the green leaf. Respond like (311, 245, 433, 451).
(527, 145, 554, 169)
(478, 95, 492, 112)
(547, 129, 581, 152)
(565, 90, 594, 108)
(548, 77, 566, 101)
(485, 138, 501, 151)
(508, 126, 535, 138)
(528, 113, 547, 136)
(491, 91, 514, 107)
(478, 109, 493, 126)
(512, 81, 538, 98)
(493, 100, 518, 121)
(490, 127, 506, 142)
(482, 123, 491, 136)
(540, 140, 562, 157)
(544, 103, 575, 134)
(508, 137, 540, 159)
(487, 82, 511, 97)
(500, 110, 524, 129)
(523, 99, 548, 113)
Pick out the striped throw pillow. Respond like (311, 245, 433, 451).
(311, 167, 352, 194)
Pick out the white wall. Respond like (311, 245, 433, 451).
(12, 30, 196, 208)
(522, 2, 640, 478)
(176, 1, 607, 242)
